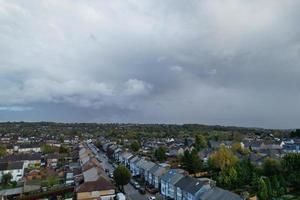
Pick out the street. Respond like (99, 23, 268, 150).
(87, 143, 155, 200)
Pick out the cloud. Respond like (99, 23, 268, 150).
(0, 0, 300, 128)
(169, 65, 183, 72)
(0, 106, 33, 112)
(123, 79, 153, 96)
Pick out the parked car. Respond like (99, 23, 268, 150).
(133, 182, 140, 189)
(139, 188, 146, 194)
(109, 172, 114, 178)
(105, 168, 109, 173)
(147, 197, 156, 200)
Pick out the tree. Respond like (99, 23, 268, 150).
(282, 153, 300, 189)
(209, 146, 238, 170)
(236, 157, 254, 186)
(46, 175, 59, 187)
(257, 178, 269, 200)
(290, 129, 300, 137)
(194, 135, 207, 150)
(1, 173, 12, 185)
(41, 144, 56, 154)
(181, 149, 202, 174)
(130, 141, 140, 152)
(264, 177, 273, 198)
(218, 166, 237, 189)
(232, 143, 249, 155)
(59, 145, 69, 153)
(263, 157, 282, 177)
(113, 165, 131, 192)
(154, 146, 167, 162)
(0, 145, 7, 157)
(232, 132, 244, 142)
(95, 141, 102, 149)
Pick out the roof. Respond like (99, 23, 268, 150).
(18, 143, 40, 149)
(141, 161, 156, 171)
(46, 153, 59, 159)
(0, 153, 41, 162)
(149, 165, 167, 177)
(83, 166, 105, 182)
(175, 176, 206, 195)
(0, 187, 23, 196)
(129, 155, 140, 163)
(136, 159, 147, 167)
(121, 152, 133, 159)
(0, 161, 24, 171)
(199, 187, 241, 200)
(161, 169, 184, 185)
(76, 177, 115, 193)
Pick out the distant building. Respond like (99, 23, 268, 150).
(0, 161, 24, 182)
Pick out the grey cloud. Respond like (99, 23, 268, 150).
(0, 0, 300, 128)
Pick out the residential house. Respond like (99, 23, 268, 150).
(198, 186, 242, 200)
(283, 142, 300, 153)
(140, 160, 156, 181)
(15, 143, 41, 153)
(260, 141, 284, 150)
(0, 161, 24, 182)
(174, 176, 211, 200)
(161, 169, 185, 199)
(119, 152, 133, 166)
(46, 153, 59, 168)
(83, 166, 105, 182)
(76, 176, 115, 200)
(0, 153, 41, 168)
(148, 165, 168, 189)
(249, 141, 264, 151)
(128, 156, 141, 176)
(198, 149, 214, 164)
(113, 148, 122, 160)
(102, 142, 113, 152)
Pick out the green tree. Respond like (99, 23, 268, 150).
(270, 175, 287, 198)
(1, 173, 12, 185)
(154, 146, 167, 162)
(290, 129, 300, 137)
(209, 146, 238, 170)
(113, 165, 131, 192)
(257, 178, 269, 200)
(236, 157, 254, 186)
(282, 153, 300, 189)
(0, 145, 7, 157)
(265, 177, 273, 198)
(263, 157, 282, 177)
(194, 135, 207, 150)
(95, 141, 102, 149)
(130, 141, 140, 152)
(181, 149, 202, 174)
(232, 143, 250, 155)
(46, 175, 59, 187)
(219, 166, 237, 189)
(59, 145, 69, 153)
(41, 144, 56, 154)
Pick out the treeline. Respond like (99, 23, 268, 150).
(208, 147, 300, 199)
(0, 122, 290, 138)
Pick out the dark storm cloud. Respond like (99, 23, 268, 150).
(1, 0, 300, 128)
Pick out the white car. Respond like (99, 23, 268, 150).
(147, 197, 156, 200)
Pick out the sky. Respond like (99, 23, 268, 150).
(0, 0, 300, 128)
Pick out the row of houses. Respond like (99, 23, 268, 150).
(102, 141, 242, 200)
(76, 145, 115, 200)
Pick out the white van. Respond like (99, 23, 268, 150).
(116, 193, 126, 200)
